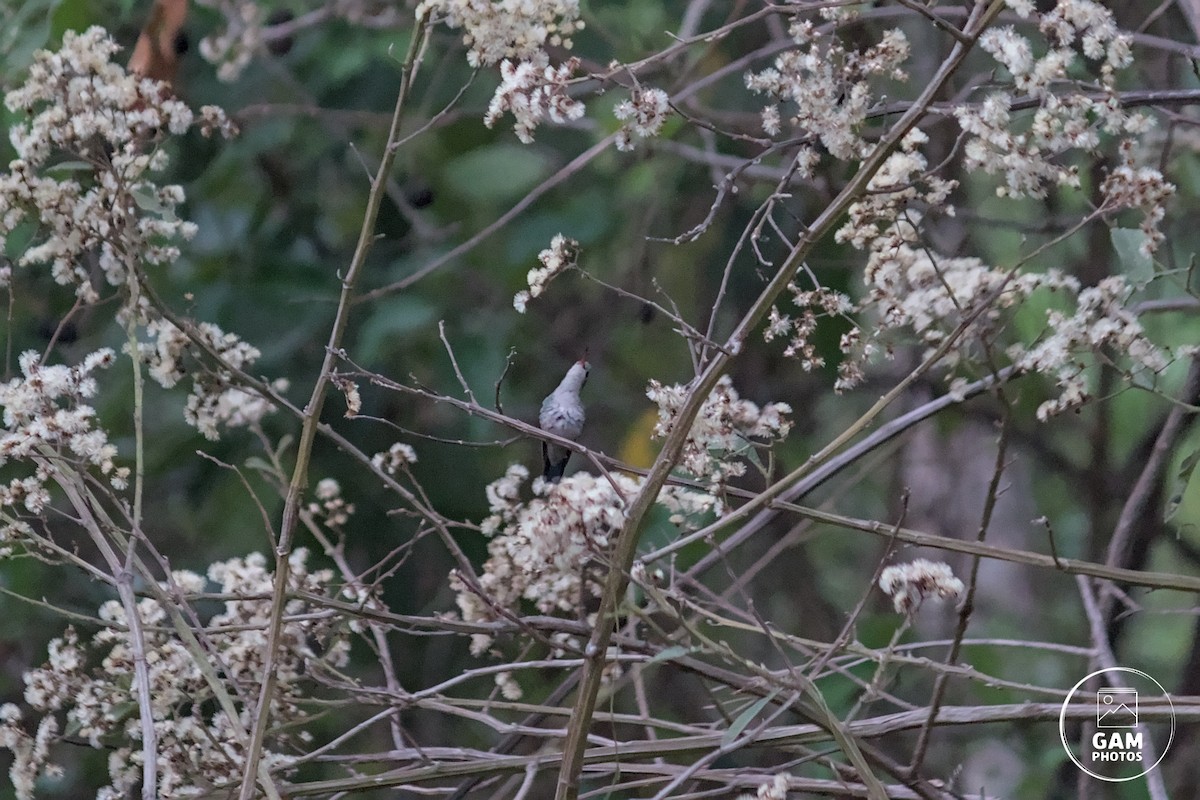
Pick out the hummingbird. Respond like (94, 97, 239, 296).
(539, 358, 589, 483)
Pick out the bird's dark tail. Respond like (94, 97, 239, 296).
(542, 442, 568, 483)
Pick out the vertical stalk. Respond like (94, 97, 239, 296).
(123, 268, 156, 799)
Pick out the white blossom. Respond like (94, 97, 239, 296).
(0, 349, 127, 517)
(419, 0, 582, 67)
(495, 671, 523, 700)
(0, 552, 345, 797)
(0, 28, 232, 303)
(309, 479, 355, 526)
(514, 233, 578, 312)
(196, 0, 264, 81)
(646, 375, 792, 496)
(746, 26, 909, 160)
(614, 87, 671, 151)
(454, 468, 714, 654)
(879, 559, 964, 614)
(1015, 276, 1168, 420)
(132, 317, 283, 439)
(485, 53, 584, 143)
(954, 2, 1148, 199)
(372, 442, 418, 474)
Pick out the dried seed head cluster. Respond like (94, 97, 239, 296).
(2, 28, 276, 443)
(309, 477, 356, 527)
(133, 317, 286, 441)
(859, 219, 1076, 353)
(821, 0, 1177, 410)
(419, 0, 583, 68)
(878, 559, 964, 614)
(956, 0, 1157, 201)
(0, 27, 232, 304)
(646, 375, 792, 498)
(746, 22, 910, 159)
(836, 128, 957, 251)
(614, 86, 671, 151)
(1013, 276, 1168, 420)
(764, 285, 853, 374)
(0, 350, 125, 529)
(196, 0, 263, 81)
(734, 774, 792, 800)
(839, 213, 1170, 414)
(513, 233, 578, 312)
(452, 466, 714, 655)
(422, 0, 586, 141)
(1101, 142, 1176, 257)
(0, 551, 348, 800)
(452, 466, 633, 655)
(484, 53, 585, 144)
(372, 442, 419, 474)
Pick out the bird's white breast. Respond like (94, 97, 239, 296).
(540, 394, 585, 438)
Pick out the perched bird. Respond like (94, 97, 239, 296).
(539, 359, 589, 483)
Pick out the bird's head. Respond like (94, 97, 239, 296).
(566, 358, 590, 391)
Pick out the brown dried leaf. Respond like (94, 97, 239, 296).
(127, 0, 189, 84)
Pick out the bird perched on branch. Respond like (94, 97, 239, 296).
(539, 358, 589, 482)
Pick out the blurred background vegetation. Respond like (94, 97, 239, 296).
(2, 0, 1200, 797)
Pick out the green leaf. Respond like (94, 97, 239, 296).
(131, 187, 178, 222)
(1166, 446, 1200, 521)
(647, 644, 692, 665)
(2, 0, 56, 70)
(242, 456, 276, 475)
(45, 160, 94, 174)
(636, 504, 678, 556)
(1110, 228, 1154, 289)
(108, 700, 139, 724)
(51, 0, 91, 39)
(722, 688, 780, 745)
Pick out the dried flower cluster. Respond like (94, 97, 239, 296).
(0, 27, 231, 303)
(735, 774, 791, 800)
(956, 0, 1157, 202)
(0, 551, 348, 799)
(614, 86, 671, 151)
(452, 466, 713, 655)
(452, 466, 633, 655)
(0, 350, 126, 528)
(423, 0, 585, 141)
(858, 220, 1076, 353)
(840, 210, 1169, 415)
(746, 21, 910, 159)
(836, 129, 956, 251)
(764, 284, 853, 373)
(878, 559, 965, 614)
(646, 375, 792, 497)
(1101, 142, 1176, 257)
(134, 317, 286, 440)
(820, 0, 1176, 412)
(309, 478, 356, 527)
(1, 28, 275, 442)
(196, 0, 263, 81)
(513, 233, 578, 312)
(419, 0, 582, 67)
(372, 442, 419, 474)
(484, 53, 584, 144)
(1013, 276, 1168, 420)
